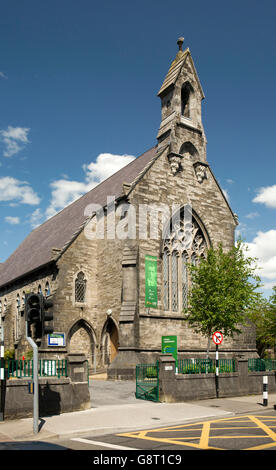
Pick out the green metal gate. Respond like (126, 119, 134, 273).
(136, 362, 159, 402)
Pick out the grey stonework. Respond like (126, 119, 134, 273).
(0, 40, 257, 379)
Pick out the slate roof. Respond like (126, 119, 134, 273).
(0, 146, 157, 288)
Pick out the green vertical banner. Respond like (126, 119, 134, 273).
(145, 255, 158, 308)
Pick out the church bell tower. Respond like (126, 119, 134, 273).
(157, 38, 207, 167)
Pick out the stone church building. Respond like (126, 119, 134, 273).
(0, 39, 257, 378)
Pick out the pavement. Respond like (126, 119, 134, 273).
(0, 375, 276, 445)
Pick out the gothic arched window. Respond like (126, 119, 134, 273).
(75, 272, 87, 303)
(45, 281, 51, 297)
(163, 209, 208, 312)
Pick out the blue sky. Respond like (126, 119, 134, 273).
(0, 0, 276, 297)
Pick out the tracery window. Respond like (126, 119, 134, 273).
(75, 271, 87, 303)
(163, 211, 208, 312)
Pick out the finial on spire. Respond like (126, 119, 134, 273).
(177, 37, 184, 51)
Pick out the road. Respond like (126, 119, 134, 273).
(1, 379, 276, 454)
(41, 409, 276, 451)
(3, 409, 274, 452)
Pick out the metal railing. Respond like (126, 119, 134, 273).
(178, 358, 236, 374)
(248, 358, 276, 372)
(6, 359, 67, 379)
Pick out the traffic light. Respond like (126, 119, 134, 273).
(25, 293, 43, 337)
(41, 297, 54, 335)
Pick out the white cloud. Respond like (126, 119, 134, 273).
(0, 126, 30, 158)
(29, 208, 44, 229)
(0, 176, 40, 205)
(235, 221, 247, 239)
(45, 152, 135, 219)
(253, 184, 276, 208)
(45, 179, 88, 219)
(83, 153, 135, 185)
(245, 211, 259, 219)
(0, 72, 8, 79)
(245, 230, 276, 289)
(5, 216, 20, 225)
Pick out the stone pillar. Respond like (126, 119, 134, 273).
(158, 354, 176, 402)
(67, 353, 89, 383)
(236, 358, 249, 395)
(108, 245, 140, 380)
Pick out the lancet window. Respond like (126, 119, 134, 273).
(75, 271, 87, 303)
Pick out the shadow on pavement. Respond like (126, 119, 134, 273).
(0, 440, 70, 450)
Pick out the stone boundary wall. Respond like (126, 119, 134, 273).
(159, 355, 276, 402)
(0, 353, 91, 420)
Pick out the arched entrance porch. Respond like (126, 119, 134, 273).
(68, 319, 96, 370)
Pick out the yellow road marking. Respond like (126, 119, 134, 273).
(117, 414, 276, 451)
(244, 442, 276, 451)
(243, 415, 276, 450)
(199, 422, 210, 449)
(119, 433, 222, 450)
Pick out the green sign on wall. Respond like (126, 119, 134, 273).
(145, 255, 158, 308)
(161, 335, 178, 363)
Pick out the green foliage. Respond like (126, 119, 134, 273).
(247, 286, 276, 357)
(4, 349, 15, 361)
(145, 366, 157, 378)
(184, 240, 261, 352)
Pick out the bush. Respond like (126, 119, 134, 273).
(4, 349, 15, 361)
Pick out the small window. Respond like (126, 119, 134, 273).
(45, 282, 51, 297)
(75, 272, 86, 303)
(181, 82, 193, 118)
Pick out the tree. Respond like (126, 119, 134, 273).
(184, 240, 262, 359)
(248, 286, 276, 357)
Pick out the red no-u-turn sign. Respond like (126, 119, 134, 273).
(212, 331, 223, 345)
